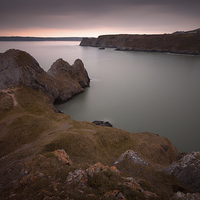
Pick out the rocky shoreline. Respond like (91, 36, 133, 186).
(80, 32, 200, 55)
(0, 49, 200, 199)
(0, 49, 90, 111)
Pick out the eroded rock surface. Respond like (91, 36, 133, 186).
(0, 49, 90, 105)
(163, 151, 200, 192)
(114, 150, 150, 166)
(54, 149, 73, 165)
(47, 58, 90, 103)
(171, 191, 200, 200)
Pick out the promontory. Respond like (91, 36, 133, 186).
(80, 28, 200, 55)
(0, 49, 200, 199)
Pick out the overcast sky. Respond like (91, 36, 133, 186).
(0, 0, 200, 37)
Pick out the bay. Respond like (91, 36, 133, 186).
(1, 41, 200, 153)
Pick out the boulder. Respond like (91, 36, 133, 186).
(53, 149, 72, 165)
(114, 150, 150, 166)
(92, 120, 113, 127)
(162, 151, 200, 192)
(171, 191, 200, 200)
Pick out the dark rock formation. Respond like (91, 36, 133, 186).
(47, 58, 90, 104)
(92, 120, 113, 127)
(114, 150, 150, 166)
(80, 31, 200, 55)
(171, 192, 200, 200)
(162, 151, 200, 192)
(0, 49, 90, 105)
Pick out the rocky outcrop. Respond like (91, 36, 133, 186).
(66, 162, 119, 188)
(80, 32, 200, 55)
(53, 149, 73, 165)
(92, 120, 113, 127)
(114, 150, 150, 166)
(163, 151, 200, 192)
(0, 49, 90, 105)
(47, 58, 90, 103)
(66, 162, 157, 199)
(171, 192, 200, 200)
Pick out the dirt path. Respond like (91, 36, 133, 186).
(1, 88, 19, 107)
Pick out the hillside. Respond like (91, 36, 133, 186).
(0, 49, 200, 199)
(80, 29, 200, 55)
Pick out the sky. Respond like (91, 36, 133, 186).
(0, 0, 200, 37)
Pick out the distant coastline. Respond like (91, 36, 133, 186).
(80, 28, 200, 55)
(0, 36, 82, 41)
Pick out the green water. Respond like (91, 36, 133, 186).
(1, 41, 200, 153)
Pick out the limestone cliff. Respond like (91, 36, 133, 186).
(80, 31, 200, 55)
(0, 49, 90, 105)
(47, 58, 90, 103)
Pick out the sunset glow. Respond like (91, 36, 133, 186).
(0, 0, 199, 37)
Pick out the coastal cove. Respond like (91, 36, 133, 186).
(1, 41, 200, 153)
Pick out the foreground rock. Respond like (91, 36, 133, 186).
(114, 150, 150, 166)
(163, 151, 200, 192)
(0, 49, 90, 105)
(171, 192, 200, 200)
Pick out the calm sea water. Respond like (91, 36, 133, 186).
(1, 41, 200, 153)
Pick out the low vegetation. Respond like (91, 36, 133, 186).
(0, 86, 194, 199)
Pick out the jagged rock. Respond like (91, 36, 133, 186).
(66, 162, 157, 199)
(53, 149, 72, 165)
(92, 120, 113, 127)
(162, 151, 200, 192)
(171, 191, 200, 200)
(114, 150, 150, 166)
(66, 162, 119, 187)
(0, 49, 90, 105)
(119, 177, 158, 199)
(103, 190, 126, 199)
(47, 58, 90, 104)
(0, 49, 58, 101)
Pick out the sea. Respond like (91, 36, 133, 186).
(1, 41, 200, 153)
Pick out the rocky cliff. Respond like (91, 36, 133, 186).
(80, 31, 200, 55)
(0, 49, 90, 105)
(0, 49, 199, 199)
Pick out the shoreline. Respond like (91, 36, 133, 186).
(80, 33, 200, 56)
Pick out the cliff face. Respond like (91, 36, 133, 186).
(0, 49, 90, 105)
(80, 32, 200, 55)
(47, 58, 90, 104)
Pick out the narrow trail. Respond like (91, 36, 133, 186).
(1, 88, 19, 106)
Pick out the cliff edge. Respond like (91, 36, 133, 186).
(80, 30, 200, 55)
(0, 49, 90, 105)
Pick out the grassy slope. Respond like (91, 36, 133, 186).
(0, 86, 192, 199)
